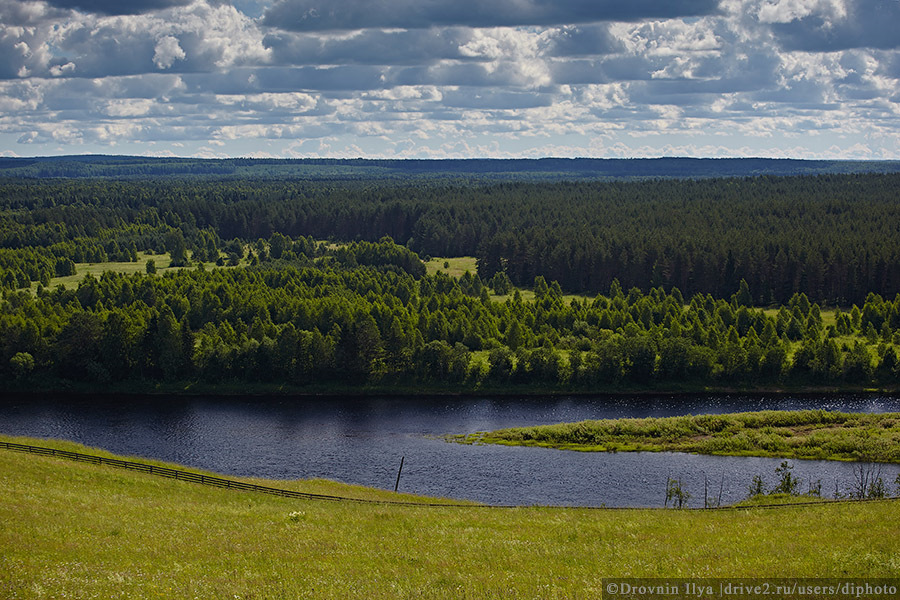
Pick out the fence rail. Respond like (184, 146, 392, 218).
(0, 440, 459, 506)
(3, 440, 898, 511)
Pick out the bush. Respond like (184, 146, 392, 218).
(10, 352, 35, 379)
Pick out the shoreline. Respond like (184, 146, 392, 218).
(459, 409, 900, 464)
(4, 378, 900, 399)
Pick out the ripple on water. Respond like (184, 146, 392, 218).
(1, 392, 898, 507)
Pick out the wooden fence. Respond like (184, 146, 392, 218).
(3, 439, 897, 511)
(0, 440, 454, 506)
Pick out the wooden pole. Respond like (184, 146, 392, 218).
(394, 456, 405, 493)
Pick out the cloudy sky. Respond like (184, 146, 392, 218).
(1, 0, 898, 159)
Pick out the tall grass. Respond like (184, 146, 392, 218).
(2, 435, 899, 598)
(463, 410, 900, 462)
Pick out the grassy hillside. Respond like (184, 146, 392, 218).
(2, 436, 899, 598)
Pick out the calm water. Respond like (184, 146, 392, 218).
(1, 392, 898, 507)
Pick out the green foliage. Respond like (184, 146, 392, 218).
(3, 173, 900, 303)
(748, 474, 766, 498)
(772, 461, 800, 495)
(471, 411, 900, 463)
(489, 271, 512, 295)
(2, 174, 900, 390)
(849, 463, 892, 500)
(166, 230, 189, 267)
(735, 279, 752, 307)
(4, 434, 900, 599)
(665, 478, 691, 508)
(9, 351, 34, 379)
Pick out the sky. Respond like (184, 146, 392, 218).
(1, 0, 899, 159)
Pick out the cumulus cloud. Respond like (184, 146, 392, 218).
(43, 0, 194, 16)
(0, 0, 67, 25)
(262, 0, 722, 31)
(541, 24, 623, 57)
(153, 36, 186, 69)
(265, 28, 482, 66)
(756, 0, 846, 24)
(0, 0, 898, 159)
(0, 2, 269, 80)
(767, 0, 900, 51)
(441, 88, 554, 109)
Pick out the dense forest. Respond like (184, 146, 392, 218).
(3, 155, 899, 180)
(2, 166, 900, 391)
(2, 174, 900, 304)
(2, 236, 900, 390)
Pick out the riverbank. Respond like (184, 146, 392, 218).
(2, 435, 898, 598)
(3, 375, 899, 398)
(457, 410, 900, 463)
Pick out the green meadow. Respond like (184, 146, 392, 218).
(31, 251, 239, 292)
(424, 256, 480, 278)
(457, 410, 900, 462)
(2, 434, 899, 599)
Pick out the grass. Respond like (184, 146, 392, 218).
(2, 434, 899, 599)
(489, 288, 594, 304)
(27, 251, 242, 292)
(424, 256, 480, 278)
(424, 256, 594, 305)
(0, 435, 469, 505)
(456, 410, 900, 463)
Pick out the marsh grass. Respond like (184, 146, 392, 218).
(2, 435, 899, 598)
(460, 410, 900, 463)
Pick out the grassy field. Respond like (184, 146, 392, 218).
(2, 435, 900, 599)
(457, 410, 900, 463)
(424, 256, 480, 278)
(424, 256, 594, 304)
(27, 251, 239, 292)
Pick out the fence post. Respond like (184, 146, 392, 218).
(394, 457, 405, 493)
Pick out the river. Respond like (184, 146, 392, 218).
(1, 392, 898, 507)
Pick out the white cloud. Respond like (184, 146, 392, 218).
(756, 0, 846, 24)
(104, 98, 155, 116)
(0, 0, 897, 158)
(0, 2, 269, 80)
(153, 35, 186, 69)
(0, 0, 67, 26)
(262, 0, 722, 31)
(49, 61, 76, 76)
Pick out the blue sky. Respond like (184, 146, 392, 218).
(1, 0, 899, 159)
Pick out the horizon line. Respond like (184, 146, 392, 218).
(4, 154, 899, 162)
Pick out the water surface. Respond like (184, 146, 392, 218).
(1, 392, 898, 507)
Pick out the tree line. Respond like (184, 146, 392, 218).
(3, 174, 900, 304)
(3, 237, 900, 389)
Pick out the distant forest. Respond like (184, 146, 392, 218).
(2, 155, 900, 180)
(2, 173, 900, 304)
(2, 163, 900, 390)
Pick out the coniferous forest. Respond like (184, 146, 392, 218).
(2, 160, 900, 391)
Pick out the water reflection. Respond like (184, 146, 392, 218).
(1, 393, 898, 507)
